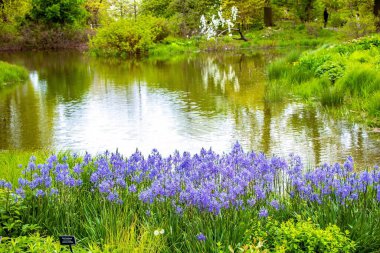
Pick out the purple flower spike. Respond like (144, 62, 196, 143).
(259, 208, 268, 218)
(128, 184, 137, 193)
(35, 189, 45, 197)
(196, 233, 206, 241)
(270, 200, 280, 210)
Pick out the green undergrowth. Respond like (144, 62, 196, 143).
(266, 35, 380, 126)
(0, 61, 29, 88)
(244, 217, 356, 252)
(88, 20, 343, 59)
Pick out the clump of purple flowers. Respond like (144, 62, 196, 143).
(2, 142, 380, 217)
(259, 208, 269, 218)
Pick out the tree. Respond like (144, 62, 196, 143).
(140, 0, 173, 18)
(296, 0, 316, 22)
(108, 0, 140, 20)
(0, 0, 31, 23)
(222, 0, 265, 30)
(85, 0, 110, 26)
(200, 7, 248, 41)
(264, 0, 274, 26)
(29, 0, 88, 26)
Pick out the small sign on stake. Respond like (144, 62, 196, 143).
(59, 235, 76, 252)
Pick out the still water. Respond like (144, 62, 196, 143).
(0, 51, 379, 167)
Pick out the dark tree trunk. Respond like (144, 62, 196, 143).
(264, 7, 274, 27)
(375, 0, 380, 31)
(305, 1, 312, 21)
(235, 24, 248, 41)
(375, 0, 380, 16)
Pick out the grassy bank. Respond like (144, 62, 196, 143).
(0, 145, 379, 252)
(89, 21, 342, 59)
(266, 35, 380, 126)
(0, 61, 29, 88)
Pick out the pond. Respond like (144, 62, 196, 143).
(0, 51, 379, 167)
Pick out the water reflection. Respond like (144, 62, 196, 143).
(0, 51, 379, 167)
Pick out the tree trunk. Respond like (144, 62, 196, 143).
(375, 0, 380, 16)
(133, 0, 137, 21)
(264, 7, 274, 27)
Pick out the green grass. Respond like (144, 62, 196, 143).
(266, 35, 380, 127)
(0, 150, 50, 184)
(0, 61, 29, 88)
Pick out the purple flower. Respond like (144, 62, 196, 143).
(175, 205, 183, 215)
(36, 189, 45, 197)
(107, 192, 119, 202)
(259, 208, 268, 218)
(47, 155, 57, 164)
(73, 164, 83, 174)
(16, 188, 25, 198)
(344, 156, 354, 172)
(1, 181, 12, 190)
(270, 200, 280, 210)
(196, 233, 206, 241)
(84, 152, 92, 165)
(247, 198, 256, 207)
(50, 188, 59, 195)
(128, 184, 137, 193)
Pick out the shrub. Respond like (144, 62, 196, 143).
(248, 218, 356, 253)
(0, 233, 88, 252)
(89, 16, 169, 57)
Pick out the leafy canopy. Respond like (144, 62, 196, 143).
(29, 0, 87, 26)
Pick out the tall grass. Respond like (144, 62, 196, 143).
(267, 35, 380, 126)
(0, 61, 29, 88)
(0, 150, 49, 184)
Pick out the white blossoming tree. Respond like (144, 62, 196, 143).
(199, 6, 247, 41)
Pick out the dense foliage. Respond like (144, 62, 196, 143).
(28, 0, 87, 26)
(249, 218, 356, 252)
(267, 35, 380, 126)
(89, 16, 169, 56)
(0, 143, 379, 252)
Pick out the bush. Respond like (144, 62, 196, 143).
(89, 16, 169, 57)
(0, 233, 88, 252)
(247, 218, 356, 253)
